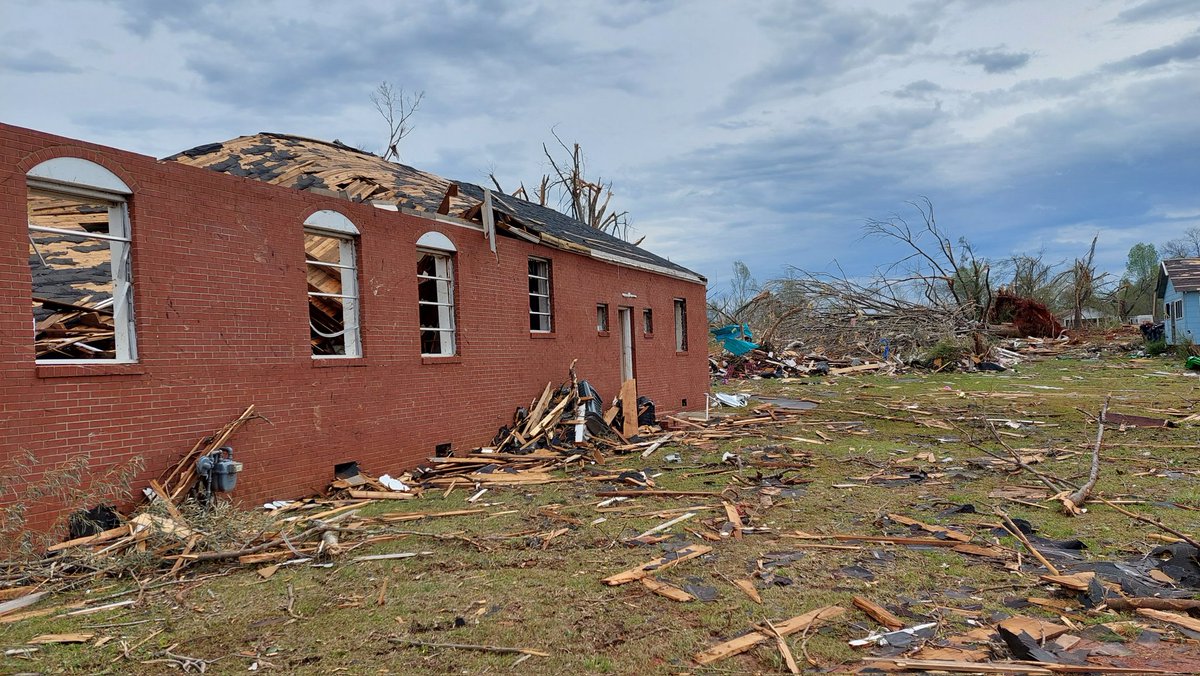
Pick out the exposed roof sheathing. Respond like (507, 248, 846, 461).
(1157, 258, 1200, 296)
(164, 133, 702, 282)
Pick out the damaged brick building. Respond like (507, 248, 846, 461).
(0, 123, 708, 524)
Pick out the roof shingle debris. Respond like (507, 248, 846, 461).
(164, 133, 702, 281)
(1159, 258, 1200, 295)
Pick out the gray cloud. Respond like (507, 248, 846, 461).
(723, 2, 943, 110)
(1107, 31, 1200, 72)
(0, 48, 81, 74)
(1114, 0, 1200, 23)
(892, 79, 943, 100)
(959, 46, 1032, 73)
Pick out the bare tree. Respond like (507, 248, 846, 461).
(541, 129, 631, 240)
(371, 81, 424, 161)
(1160, 226, 1200, 259)
(1054, 235, 1110, 327)
(863, 197, 992, 324)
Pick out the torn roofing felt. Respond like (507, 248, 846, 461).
(164, 133, 704, 282)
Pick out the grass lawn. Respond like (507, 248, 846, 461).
(3, 352, 1199, 674)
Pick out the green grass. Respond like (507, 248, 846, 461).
(3, 354, 1199, 674)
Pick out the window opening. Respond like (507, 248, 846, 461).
(305, 226, 360, 357)
(418, 251, 456, 356)
(529, 258, 552, 332)
(674, 298, 688, 352)
(28, 181, 135, 362)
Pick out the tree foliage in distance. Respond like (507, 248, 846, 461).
(1115, 242, 1159, 318)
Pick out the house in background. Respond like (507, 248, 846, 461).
(1, 124, 708, 528)
(1154, 258, 1200, 345)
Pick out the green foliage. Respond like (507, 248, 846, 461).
(1144, 338, 1168, 355)
(923, 338, 967, 365)
(1176, 336, 1200, 358)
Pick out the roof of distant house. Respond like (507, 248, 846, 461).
(163, 133, 703, 282)
(1157, 258, 1200, 296)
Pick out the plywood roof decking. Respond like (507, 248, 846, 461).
(1158, 258, 1200, 296)
(164, 133, 703, 282)
(168, 134, 477, 215)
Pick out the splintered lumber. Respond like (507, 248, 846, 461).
(640, 577, 695, 602)
(997, 616, 1071, 641)
(1040, 572, 1095, 592)
(1107, 597, 1200, 612)
(887, 513, 971, 542)
(852, 596, 904, 630)
(1137, 607, 1200, 633)
(46, 526, 129, 552)
(347, 490, 416, 500)
(732, 579, 762, 604)
(863, 658, 1173, 674)
(27, 633, 94, 644)
(692, 605, 845, 665)
(602, 544, 713, 585)
(861, 658, 1050, 674)
(163, 405, 259, 502)
(619, 378, 638, 438)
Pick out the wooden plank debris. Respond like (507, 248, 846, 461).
(602, 544, 713, 585)
(693, 605, 845, 665)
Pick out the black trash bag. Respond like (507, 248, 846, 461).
(68, 504, 121, 539)
(636, 396, 657, 426)
(1140, 321, 1165, 343)
(577, 380, 604, 418)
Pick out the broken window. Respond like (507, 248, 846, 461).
(597, 303, 609, 332)
(418, 251, 455, 356)
(643, 308, 654, 334)
(304, 211, 360, 358)
(27, 159, 135, 362)
(674, 298, 688, 352)
(1176, 299, 1184, 320)
(529, 257, 552, 332)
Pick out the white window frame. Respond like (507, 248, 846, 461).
(1175, 299, 1184, 320)
(529, 257, 552, 333)
(418, 249, 456, 356)
(674, 298, 688, 352)
(304, 211, 361, 359)
(27, 159, 137, 364)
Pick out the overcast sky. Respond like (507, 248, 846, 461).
(3, 0, 1198, 290)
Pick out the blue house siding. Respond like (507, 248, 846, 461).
(1161, 278, 1200, 344)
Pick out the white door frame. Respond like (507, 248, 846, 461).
(617, 307, 634, 382)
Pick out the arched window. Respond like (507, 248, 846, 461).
(304, 210, 361, 358)
(416, 232, 456, 356)
(27, 158, 136, 362)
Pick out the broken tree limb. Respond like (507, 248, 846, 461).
(1061, 396, 1108, 516)
(388, 638, 548, 657)
(1093, 495, 1200, 550)
(995, 508, 1060, 576)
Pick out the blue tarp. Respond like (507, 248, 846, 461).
(711, 324, 759, 356)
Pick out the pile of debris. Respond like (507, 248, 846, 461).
(32, 296, 118, 359)
(3, 366, 673, 591)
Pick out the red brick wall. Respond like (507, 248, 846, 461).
(0, 123, 709, 531)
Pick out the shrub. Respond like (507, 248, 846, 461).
(1144, 338, 1168, 356)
